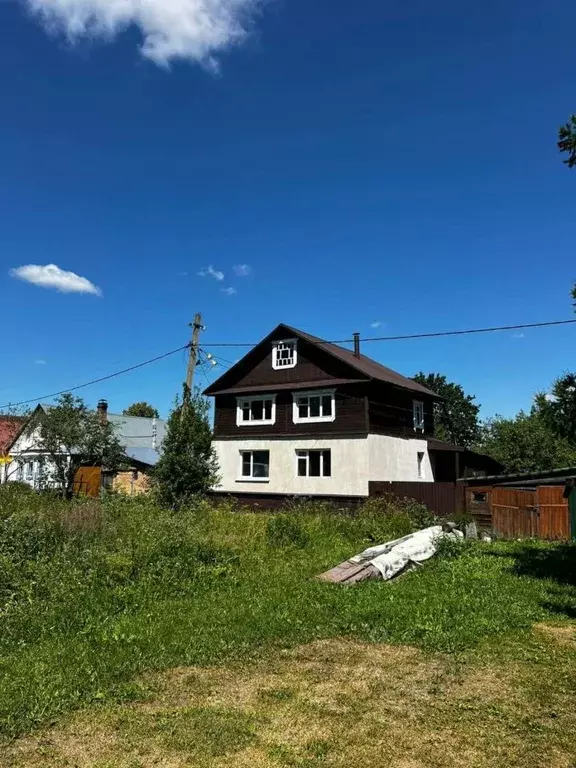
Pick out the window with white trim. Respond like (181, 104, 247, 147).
(240, 450, 270, 480)
(297, 449, 331, 477)
(24, 461, 34, 482)
(417, 451, 425, 479)
(413, 400, 425, 431)
(236, 395, 276, 426)
(272, 339, 297, 370)
(293, 390, 335, 423)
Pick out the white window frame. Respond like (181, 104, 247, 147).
(292, 389, 336, 424)
(413, 400, 425, 431)
(238, 450, 270, 482)
(296, 449, 332, 478)
(236, 395, 276, 426)
(272, 339, 297, 370)
(417, 451, 425, 479)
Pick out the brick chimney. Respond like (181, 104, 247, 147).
(97, 399, 108, 425)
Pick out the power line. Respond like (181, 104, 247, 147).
(0, 344, 189, 410)
(202, 318, 576, 349)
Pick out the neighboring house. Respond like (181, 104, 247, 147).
(2, 400, 166, 495)
(0, 415, 27, 483)
(204, 323, 477, 503)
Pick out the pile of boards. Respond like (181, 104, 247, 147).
(317, 525, 463, 585)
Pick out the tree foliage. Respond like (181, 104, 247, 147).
(28, 393, 125, 497)
(412, 372, 481, 447)
(152, 387, 219, 509)
(533, 372, 576, 446)
(558, 114, 576, 168)
(123, 401, 159, 419)
(476, 411, 576, 475)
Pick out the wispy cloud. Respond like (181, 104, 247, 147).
(512, 332, 525, 339)
(221, 286, 237, 296)
(198, 265, 224, 281)
(22, 0, 268, 68)
(10, 264, 102, 296)
(370, 321, 384, 329)
(34, 359, 47, 365)
(233, 264, 252, 277)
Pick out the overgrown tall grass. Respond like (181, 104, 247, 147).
(0, 485, 573, 742)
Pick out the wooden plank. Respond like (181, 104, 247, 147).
(536, 486, 569, 540)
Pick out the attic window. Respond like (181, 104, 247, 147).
(413, 400, 425, 431)
(273, 339, 297, 370)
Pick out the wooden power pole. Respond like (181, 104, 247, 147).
(182, 313, 203, 419)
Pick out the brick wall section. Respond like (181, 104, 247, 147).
(113, 470, 151, 495)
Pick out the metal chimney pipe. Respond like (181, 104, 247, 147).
(353, 332, 361, 358)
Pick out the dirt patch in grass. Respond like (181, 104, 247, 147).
(4, 628, 576, 768)
(535, 622, 576, 646)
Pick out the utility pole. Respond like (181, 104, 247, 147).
(182, 313, 203, 420)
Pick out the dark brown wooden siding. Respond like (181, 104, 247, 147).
(214, 386, 368, 438)
(367, 382, 435, 438)
(227, 335, 364, 390)
(369, 481, 465, 517)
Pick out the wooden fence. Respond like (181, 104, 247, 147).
(368, 481, 465, 518)
(491, 485, 570, 540)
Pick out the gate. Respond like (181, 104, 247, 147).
(492, 485, 570, 540)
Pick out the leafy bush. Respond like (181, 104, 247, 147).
(266, 514, 310, 548)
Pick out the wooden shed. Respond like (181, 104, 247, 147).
(466, 468, 576, 541)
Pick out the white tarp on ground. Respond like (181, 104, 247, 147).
(351, 525, 463, 580)
(317, 525, 463, 584)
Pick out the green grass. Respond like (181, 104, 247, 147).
(0, 484, 575, 745)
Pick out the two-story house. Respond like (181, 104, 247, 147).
(205, 323, 467, 504)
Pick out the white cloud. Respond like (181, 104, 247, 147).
(198, 265, 224, 281)
(23, 0, 266, 68)
(221, 286, 236, 295)
(10, 263, 102, 296)
(512, 332, 525, 339)
(34, 359, 47, 365)
(370, 321, 383, 329)
(233, 264, 252, 277)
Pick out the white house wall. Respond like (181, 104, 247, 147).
(368, 434, 432, 482)
(214, 437, 370, 496)
(214, 434, 433, 497)
(4, 423, 63, 488)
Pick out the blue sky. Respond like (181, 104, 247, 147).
(0, 0, 574, 419)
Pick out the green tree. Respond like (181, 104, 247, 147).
(123, 401, 159, 419)
(413, 372, 481, 447)
(476, 411, 576, 474)
(152, 387, 219, 509)
(27, 393, 125, 497)
(533, 372, 576, 446)
(558, 115, 576, 168)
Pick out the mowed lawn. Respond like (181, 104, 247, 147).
(1, 487, 575, 767)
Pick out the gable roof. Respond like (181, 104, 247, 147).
(204, 323, 440, 398)
(0, 416, 27, 454)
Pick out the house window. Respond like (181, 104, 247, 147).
(236, 395, 276, 426)
(24, 461, 34, 482)
(297, 450, 331, 477)
(272, 339, 297, 370)
(417, 452, 425, 479)
(293, 390, 336, 423)
(240, 450, 270, 481)
(413, 400, 425, 431)
(472, 492, 487, 503)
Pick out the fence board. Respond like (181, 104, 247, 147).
(369, 481, 465, 517)
(491, 485, 569, 540)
